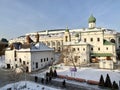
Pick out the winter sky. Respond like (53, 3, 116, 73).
(0, 0, 120, 39)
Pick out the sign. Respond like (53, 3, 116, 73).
(70, 68, 77, 72)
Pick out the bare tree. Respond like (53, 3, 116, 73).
(60, 45, 79, 69)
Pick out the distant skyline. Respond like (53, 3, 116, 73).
(0, 0, 120, 39)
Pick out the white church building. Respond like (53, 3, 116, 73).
(5, 42, 54, 72)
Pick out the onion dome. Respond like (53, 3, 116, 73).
(88, 15, 96, 23)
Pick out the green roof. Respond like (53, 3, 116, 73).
(103, 39, 114, 45)
(88, 15, 96, 23)
(91, 53, 113, 57)
(65, 27, 69, 32)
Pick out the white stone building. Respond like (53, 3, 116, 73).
(5, 42, 54, 72)
(63, 41, 90, 66)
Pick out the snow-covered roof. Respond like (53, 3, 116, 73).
(18, 42, 54, 52)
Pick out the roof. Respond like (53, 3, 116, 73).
(103, 39, 114, 45)
(88, 15, 96, 23)
(91, 53, 113, 57)
(19, 42, 54, 52)
(65, 27, 69, 32)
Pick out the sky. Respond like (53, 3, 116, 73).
(0, 0, 120, 40)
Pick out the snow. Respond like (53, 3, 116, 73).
(1, 56, 120, 89)
(0, 81, 61, 90)
(32, 64, 120, 85)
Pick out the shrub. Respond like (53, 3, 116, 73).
(104, 74, 112, 88)
(112, 81, 118, 89)
(99, 75, 104, 86)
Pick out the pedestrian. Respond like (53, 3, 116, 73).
(45, 77, 49, 84)
(62, 79, 66, 87)
(35, 76, 38, 82)
(41, 78, 44, 84)
(49, 76, 52, 82)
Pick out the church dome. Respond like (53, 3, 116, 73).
(88, 15, 96, 23)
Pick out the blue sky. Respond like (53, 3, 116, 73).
(0, 0, 120, 39)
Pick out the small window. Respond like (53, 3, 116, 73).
(44, 58, 46, 62)
(27, 62, 29, 64)
(36, 62, 38, 68)
(106, 47, 108, 50)
(91, 47, 93, 51)
(72, 48, 75, 51)
(77, 48, 79, 51)
(41, 59, 43, 62)
(19, 58, 22, 63)
(23, 61, 26, 65)
(97, 38, 100, 42)
(98, 48, 100, 51)
(47, 58, 48, 61)
(15, 58, 17, 61)
(83, 48, 85, 51)
(91, 38, 93, 42)
(51, 58, 53, 60)
(84, 38, 86, 42)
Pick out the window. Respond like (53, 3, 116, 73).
(106, 47, 108, 50)
(84, 38, 86, 42)
(91, 38, 93, 42)
(15, 58, 17, 61)
(41, 59, 43, 62)
(97, 38, 100, 42)
(91, 47, 93, 51)
(51, 58, 53, 60)
(44, 58, 46, 62)
(110, 39, 115, 43)
(72, 48, 75, 51)
(19, 58, 22, 63)
(27, 62, 29, 64)
(36, 62, 38, 68)
(83, 48, 85, 51)
(65, 36, 68, 42)
(23, 61, 26, 65)
(98, 48, 100, 51)
(77, 48, 79, 51)
(47, 58, 48, 61)
(15, 64, 17, 68)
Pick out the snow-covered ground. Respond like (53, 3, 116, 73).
(32, 64, 120, 85)
(0, 81, 61, 90)
(1, 55, 120, 89)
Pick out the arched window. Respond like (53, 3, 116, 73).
(65, 36, 68, 42)
(110, 39, 115, 43)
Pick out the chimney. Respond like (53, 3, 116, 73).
(35, 32, 39, 43)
